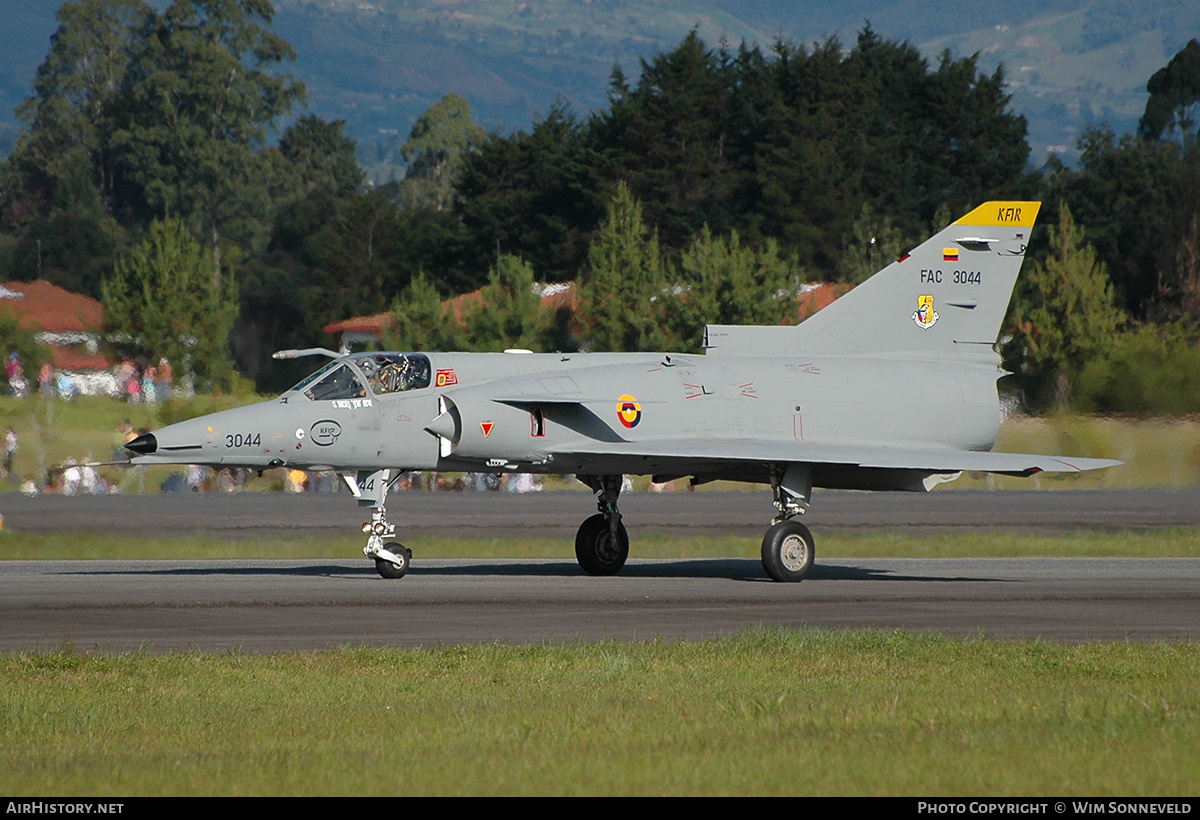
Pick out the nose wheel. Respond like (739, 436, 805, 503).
(374, 543, 412, 579)
(360, 498, 410, 579)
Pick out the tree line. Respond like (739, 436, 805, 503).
(1, 1, 1199, 412)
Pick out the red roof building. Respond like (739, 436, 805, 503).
(322, 312, 395, 352)
(0, 280, 112, 375)
(795, 282, 853, 321)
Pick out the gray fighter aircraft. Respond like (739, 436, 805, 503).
(125, 200, 1119, 581)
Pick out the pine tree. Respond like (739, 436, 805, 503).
(836, 202, 907, 285)
(579, 183, 671, 352)
(463, 255, 549, 352)
(385, 272, 459, 352)
(672, 226, 798, 348)
(102, 216, 236, 389)
(1016, 204, 1123, 408)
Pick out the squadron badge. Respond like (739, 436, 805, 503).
(912, 294, 939, 329)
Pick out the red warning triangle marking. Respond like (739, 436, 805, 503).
(480, 421, 494, 437)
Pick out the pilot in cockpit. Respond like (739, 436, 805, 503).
(362, 354, 431, 395)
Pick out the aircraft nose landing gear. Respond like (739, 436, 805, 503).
(362, 505, 412, 579)
(344, 469, 412, 579)
(575, 474, 629, 575)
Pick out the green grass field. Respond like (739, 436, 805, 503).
(0, 394, 250, 492)
(3, 529, 1199, 561)
(954, 414, 1200, 490)
(2, 630, 1197, 796)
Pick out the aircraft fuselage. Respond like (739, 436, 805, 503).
(138, 349, 1001, 491)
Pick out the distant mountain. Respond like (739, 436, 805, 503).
(2, 0, 1197, 171)
(914, 0, 1200, 157)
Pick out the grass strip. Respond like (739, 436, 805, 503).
(1, 628, 1197, 796)
(1, 528, 1198, 560)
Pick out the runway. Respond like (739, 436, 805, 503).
(1, 489, 1198, 652)
(4, 485, 1200, 537)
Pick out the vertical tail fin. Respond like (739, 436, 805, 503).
(705, 201, 1041, 363)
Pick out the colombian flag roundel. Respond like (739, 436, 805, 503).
(617, 394, 642, 428)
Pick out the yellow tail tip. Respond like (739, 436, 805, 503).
(954, 201, 1041, 228)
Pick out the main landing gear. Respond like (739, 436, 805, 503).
(571, 467, 816, 582)
(574, 474, 629, 575)
(760, 463, 816, 582)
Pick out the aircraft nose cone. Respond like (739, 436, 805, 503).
(125, 433, 158, 455)
(424, 411, 458, 441)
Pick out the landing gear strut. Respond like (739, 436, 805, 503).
(762, 464, 816, 582)
(575, 474, 629, 575)
(364, 503, 412, 579)
(345, 469, 412, 579)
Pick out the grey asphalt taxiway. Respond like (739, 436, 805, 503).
(2, 488, 1198, 652)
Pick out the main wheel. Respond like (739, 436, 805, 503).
(375, 542, 411, 579)
(761, 520, 815, 582)
(575, 513, 629, 576)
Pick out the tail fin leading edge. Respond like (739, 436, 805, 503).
(705, 201, 1041, 363)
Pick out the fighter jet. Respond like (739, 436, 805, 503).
(125, 201, 1119, 582)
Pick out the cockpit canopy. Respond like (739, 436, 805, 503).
(288, 353, 432, 401)
(355, 353, 432, 394)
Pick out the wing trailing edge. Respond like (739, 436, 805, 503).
(546, 437, 1120, 476)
